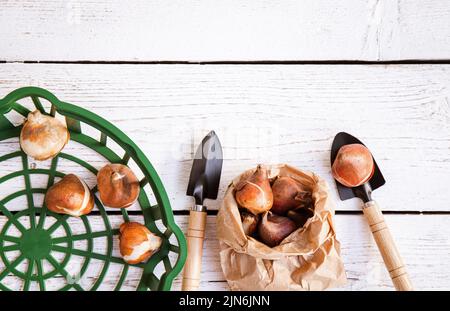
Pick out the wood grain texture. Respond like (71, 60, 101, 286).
(1, 214, 448, 290)
(362, 201, 413, 291)
(0, 64, 449, 211)
(182, 210, 207, 291)
(171, 214, 450, 291)
(1, 1, 450, 61)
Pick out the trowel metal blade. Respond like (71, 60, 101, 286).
(330, 132, 385, 201)
(186, 131, 223, 205)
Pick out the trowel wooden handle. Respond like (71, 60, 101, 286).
(363, 201, 413, 291)
(182, 210, 207, 291)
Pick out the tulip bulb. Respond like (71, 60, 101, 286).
(45, 174, 94, 217)
(286, 209, 313, 228)
(332, 144, 374, 187)
(235, 165, 273, 215)
(97, 164, 140, 208)
(119, 222, 162, 264)
(271, 176, 312, 215)
(20, 110, 69, 161)
(240, 210, 259, 236)
(258, 212, 297, 247)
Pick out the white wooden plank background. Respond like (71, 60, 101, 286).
(1, 64, 450, 212)
(1, 0, 450, 291)
(1, 0, 450, 61)
(170, 215, 450, 291)
(1, 63, 449, 290)
(2, 214, 449, 290)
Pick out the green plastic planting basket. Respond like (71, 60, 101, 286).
(0, 87, 186, 291)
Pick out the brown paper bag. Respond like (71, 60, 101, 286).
(217, 164, 347, 291)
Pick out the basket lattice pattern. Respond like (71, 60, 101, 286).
(0, 87, 186, 291)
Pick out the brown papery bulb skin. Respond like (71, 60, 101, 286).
(332, 144, 375, 188)
(119, 222, 162, 264)
(97, 164, 140, 208)
(20, 110, 70, 161)
(258, 212, 297, 247)
(240, 210, 259, 236)
(235, 165, 273, 215)
(287, 210, 310, 228)
(45, 174, 94, 217)
(271, 176, 311, 215)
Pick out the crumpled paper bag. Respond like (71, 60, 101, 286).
(217, 164, 347, 291)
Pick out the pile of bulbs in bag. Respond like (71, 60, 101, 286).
(217, 164, 347, 290)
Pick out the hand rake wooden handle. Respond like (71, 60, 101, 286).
(181, 210, 207, 291)
(363, 201, 414, 291)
